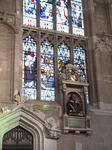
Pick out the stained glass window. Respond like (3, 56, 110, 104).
(23, 0, 37, 26)
(56, 0, 69, 32)
(41, 39, 55, 101)
(71, 0, 84, 35)
(74, 45, 86, 79)
(40, 0, 53, 30)
(58, 42, 70, 73)
(23, 35, 37, 99)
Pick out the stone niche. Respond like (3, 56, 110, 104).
(59, 63, 92, 134)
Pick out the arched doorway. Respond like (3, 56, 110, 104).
(2, 126, 33, 150)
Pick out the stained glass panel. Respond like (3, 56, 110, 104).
(74, 45, 86, 79)
(23, 0, 37, 27)
(23, 35, 37, 100)
(58, 42, 70, 73)
(56, 0, 69, 32)
(40, 0, 53, 30)
(71, 0, 84, 35)
(41, 39, 55, 101)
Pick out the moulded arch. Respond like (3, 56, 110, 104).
(0, 21, 18, 34)
(0, 108, 45, 150)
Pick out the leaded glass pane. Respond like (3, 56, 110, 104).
(23, 35, 37, 100)
(71, 0, 84, 35)
(40, 0, 53, 30)
(23, 0, 37, 27)
(56, 0, 69, 33)
(58, 42, 70, 73)
(74, 45, 86, 79)
(41, 39, 55, 101)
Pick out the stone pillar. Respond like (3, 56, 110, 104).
(62, 84, 67, 114)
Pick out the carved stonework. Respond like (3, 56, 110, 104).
(44, 116, 61, 139)
(0, 11, 19, 33)
(13, 89, 28, 110)
(96, 32, 112, 53)
(0, 105, 11, 117)
(60, 63, 87, 83)
(46, 128, 62, 139)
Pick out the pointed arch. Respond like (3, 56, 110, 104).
(0, 108, 44, 150)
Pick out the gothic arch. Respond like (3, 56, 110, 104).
(0, 21, 18, 34)
(0, 108, 45, 150)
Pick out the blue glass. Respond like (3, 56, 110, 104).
(23, 35, 37, 99)
(71, 0, 84, 35)
(41, 39, 55, 101)
(74, 45, 86, 79)
(58, 42, 70, 73)
(40, 0, 53, 29)
(23, 0, 37, 26)
(56, 0, 69, 32)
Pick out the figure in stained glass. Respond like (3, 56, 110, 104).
(56, 0, 69, 32)
(40, 0, 53, 29)
(23, 0, 37, 26)
(24, 48, 36, 87)
(41, 39, 55, 101)
(23, 35, 37, 99)
(71, 0, 84, 35)
(58, 42, 70, 74)
(74, 46, 86, 80)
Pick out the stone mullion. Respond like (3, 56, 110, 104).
(54, 33, 59, 102)
(82, 0, 88, 36)
(68, 0, 72, 34)
(37, 31, 41, 100)
(37, 0, 40, 27)
(70, 37, 74, 65)
(53, 0, 57, 31)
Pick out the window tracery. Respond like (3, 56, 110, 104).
(23, 0, 84, 35)
(22, 0, 89, 102)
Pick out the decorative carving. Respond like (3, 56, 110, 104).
(44, 116, 61, 139)
(0, 105, 11, 117)
(44, 117, 57, 129)
(0, 11, 19, 34)
(96, 32, 112, 53)
(60, 63, 87, 83)
(46, 128, 61, 139)
(0, 11, 7, 21)
(13, 89, 28, 110)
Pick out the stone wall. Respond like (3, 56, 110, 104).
(57, 108, 112, 150)
(0, 0, 112, 150)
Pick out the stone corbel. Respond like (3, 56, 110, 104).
(0, 11, 19, 34)
(45, 128, 62, 139)
(44, 116, 62, 139)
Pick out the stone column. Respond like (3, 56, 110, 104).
(62, 84, 67, 114)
